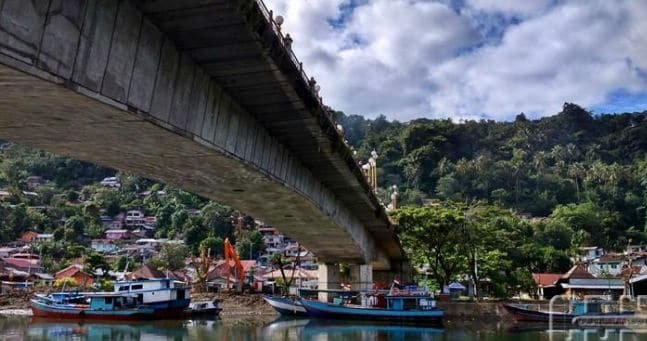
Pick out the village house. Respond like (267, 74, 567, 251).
(90, 239, 120, 254)
(105, 229, 131, 240)
(588, 253, 624, 277)
(532, 273, 563, 300)
(0, 268, 32, 293)
(100, 213, 125, 229)
(19, 231, 38, 243)
(126, 264, 190, 282)
(206, 259, 258, 290)
(558, 264, 624, 298)
(55, 264, 94, 287)
(0, 247, 21, 258)
(125, 210, 145, 226)
(576, 246, 604, 263)
(99, 176, 120, 188)
(284, 242, 301, 257)
(25, 176, 43, 189)
(31, 272, 54, 287)
(262, 233, 284, 254)
(20, 231, 54, 244)
(1, 256, 42, 273)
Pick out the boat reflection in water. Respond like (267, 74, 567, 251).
(28, 319, 190, 340)
(262, 317, 444, 340)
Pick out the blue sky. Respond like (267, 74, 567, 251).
(265, 0, 647, 121)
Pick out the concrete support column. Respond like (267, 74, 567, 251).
(373, 260, 413, 285)
(318, 263, 374, 302)
(318, 263, 341, 303)
(349, 264, 373, 291)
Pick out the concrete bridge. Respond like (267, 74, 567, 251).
(0, 0, 409, 288)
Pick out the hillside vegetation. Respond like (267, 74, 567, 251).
(337, 103, 647, 250)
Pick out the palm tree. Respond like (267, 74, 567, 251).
(533, 151, 547, 191)
(568, 163, 586, 201)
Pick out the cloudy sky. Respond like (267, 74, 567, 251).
(264, 0, 647, 121)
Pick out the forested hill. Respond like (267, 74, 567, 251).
(335, 103, 647, 249)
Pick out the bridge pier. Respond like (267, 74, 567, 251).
(317, 263, 372, 302)
(372, 260, 414, 286)
(317, 261, 414, 302)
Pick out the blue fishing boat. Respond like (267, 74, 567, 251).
(300, 293, 443, 324)
(30, 292, 155, 320)
(502, 301, 634, 323)
(262, 295, 307, 316)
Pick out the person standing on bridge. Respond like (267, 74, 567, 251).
(284, 34, 293, 51)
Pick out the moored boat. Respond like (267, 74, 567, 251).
(113, 279, 191, 318)
(30, 292, 155, 320)
(300, 293, 443, 324)
(262, 295, 307, 316)
(502, 301, 634, 323)
(187, 299, 222, 318)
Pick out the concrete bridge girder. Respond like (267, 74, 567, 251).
(0, 0, 400, 268)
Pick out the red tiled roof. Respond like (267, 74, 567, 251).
(126, 264, 190, 282)
(621, 265, 642, 276)
(562, 264, 595, 280)
(128, 264, 166, 280)
(2, 257, 41, 269)
(55, 264, 83, 278)
(20, 231, 38, 243)
(532, 273, 562, 287)
(599, 253, 624, 262)
(206, 260, 257, 281)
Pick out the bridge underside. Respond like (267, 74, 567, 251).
(0, 63, 371, 264)
(0, 0, 405, 270)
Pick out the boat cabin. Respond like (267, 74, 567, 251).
(113, 279, 190, 305)
(571, 301, 604, 315)
(49, 292, 86, 304)
(386, 296, 437, 311)
(87, 293, 140, 310)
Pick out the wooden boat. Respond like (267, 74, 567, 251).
(502, 302, 634, 323)
(187, 299, 222, 318)
(262, 295, 307, 316)
(113, 279, 191, 318)
(299, 294, 443, 324)
(30, 292, 155, 320)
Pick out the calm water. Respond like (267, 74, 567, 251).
(1, 317, 646, 340)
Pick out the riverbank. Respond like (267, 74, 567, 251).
(0, 291, 517, 324)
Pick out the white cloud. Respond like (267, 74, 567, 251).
(464, 0, 555, 18)
(263, 0, 647, 120)
(428, 0, 647, 119)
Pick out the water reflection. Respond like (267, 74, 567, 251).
(5, 316, 647, 340)
(28, 319, 190, 340)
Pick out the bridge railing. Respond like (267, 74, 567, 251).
(253, 0, 326, 113)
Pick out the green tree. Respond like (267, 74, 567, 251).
(84, 252, 110, 276)
(236, 230, 265, 260)
(393, 204, 468, 290)
(200, 236, 224, 257)
(150, 244, 189, 271)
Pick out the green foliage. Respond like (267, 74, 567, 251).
(235, 230, 266, 260)
(84, 252, 110, 276)
(393, 204, 468, 289)
(394, 202, 581, 296)
(337, 104, 647, 250)
(199, 236, 224, 257)
(149, 244, 189, 271)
